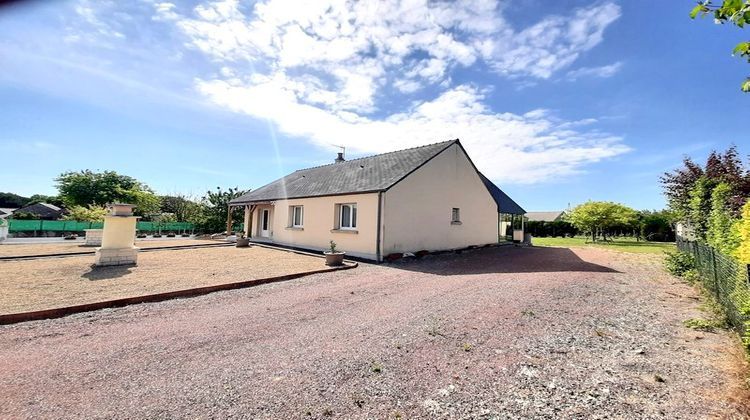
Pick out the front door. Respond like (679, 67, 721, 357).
(260, 209, 270, 238)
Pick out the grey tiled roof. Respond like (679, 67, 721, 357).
(478, 173, 526, 215)
(525, 211, 565, 222)
(231, 140, 458, 204)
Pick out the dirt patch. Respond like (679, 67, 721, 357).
(0, 246, 326, 314)
(0, 246, 747, 418)
(0, 239, 223, 258)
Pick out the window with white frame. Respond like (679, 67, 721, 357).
(289, 205, 303, 227)
(451, 207, 461, 224)
(338, 203, 357, 230)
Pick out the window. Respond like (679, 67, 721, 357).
(338, 203, 357, 230)
(289, 205, 303, 227)
(451, 208, 461, 224)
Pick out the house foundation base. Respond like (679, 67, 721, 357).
(95, 246, 139, 266)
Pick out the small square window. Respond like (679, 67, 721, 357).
(451, 208, 461, 224)
(290, 205, 303, 227)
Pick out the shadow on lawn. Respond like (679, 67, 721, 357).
(389, 246, 620, 275)
(81, 264, 134, 281)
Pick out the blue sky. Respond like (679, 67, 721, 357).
(0, 0, 747, 211)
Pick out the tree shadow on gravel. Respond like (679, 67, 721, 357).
(388, 246, 620, 275)
(81, 264, 134, 281)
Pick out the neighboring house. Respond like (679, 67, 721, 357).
(0, 208, 17, 219)
(229, 139, 525, 261)
(526, 211, 566, 222)
(12, 203, 65, 220)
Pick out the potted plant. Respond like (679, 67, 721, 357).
(323, 240, 345, 266)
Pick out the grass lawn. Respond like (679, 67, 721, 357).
(532, 236, 675, 254)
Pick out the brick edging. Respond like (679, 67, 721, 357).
(0, 262, 357, 325)
(0, 242, 232, 261)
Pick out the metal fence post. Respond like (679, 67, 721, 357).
(710, 247, 720, 301)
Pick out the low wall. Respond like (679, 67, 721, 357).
(84, 229, 103, 246)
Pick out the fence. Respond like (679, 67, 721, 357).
(8, 220, 195, 233)
(677, 237, 750, 337)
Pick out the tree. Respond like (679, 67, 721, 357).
(25, 194, 64, 207)
(160, 194, 201, 223)
(11, 211, 39, 220)
(567, 201, 638, 242)
(55, 170, 160, 217)
(64, 205, 107, 223)
(196, 187, 247, 233)
(0, 192, 30, 208)
(707, 183, 741, 253)
(687, 176, 715, 240)
(690, 0, 750, 92)
(734, 201, 750, 263)
(660, 156, 704, 220)
(638, 210, 677, 242)
(661, 146, 750, 229)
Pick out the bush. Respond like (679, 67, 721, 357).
(664, 250, 696, 277)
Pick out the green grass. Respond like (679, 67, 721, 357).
(531, 236, 674, 254)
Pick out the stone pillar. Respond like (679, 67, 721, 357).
(243, 205, 251, 238)
(95, 204, 139, 266)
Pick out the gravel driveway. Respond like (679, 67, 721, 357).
(1, 246, 747, 419)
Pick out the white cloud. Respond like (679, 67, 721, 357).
(197, 80, 630, 183)
(15, 0, 628, 185)
(566, 62, 623, 80)
(152, 2, 179, 22)
(168, 0, 628, 183)
(485, 3, 622, 78)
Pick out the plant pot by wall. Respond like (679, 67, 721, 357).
(324, 251, 345, 266)
(236, 237, 250, 248)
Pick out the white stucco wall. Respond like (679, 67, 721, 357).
(381, 143, 498, 254)
(249, 193, 380, 260)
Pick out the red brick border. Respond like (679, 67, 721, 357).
(0, 262, 357, 325)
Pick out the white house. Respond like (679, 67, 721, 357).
(228, 139, 525, 261)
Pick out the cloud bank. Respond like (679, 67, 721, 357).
(169, 0, 628, 183)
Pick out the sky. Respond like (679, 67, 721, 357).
(0, 0, 747, 211)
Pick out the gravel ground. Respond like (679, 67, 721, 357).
(1, 246, 748, 419)
(0, 246, 326, 314)
(0, 239, 222, 258)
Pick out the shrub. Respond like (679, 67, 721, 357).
(664, 250, 696, 277)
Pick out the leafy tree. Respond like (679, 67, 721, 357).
(196, 187, 247, 233)
(25, 194, 64, 207)
(734, 201, 750, 263)
(687, 176, 715, 240)
(661, 156, 705, 220)
(661, 146, 750, 226)
(160, 194, 201, 223)
(0, 192, 29, 208)
(64, 205, 108, 223)
(568, 201, 638, 242)
(638, 210, 676, 242)
(55, 170, 160, 217)
(11, 211, 40, 220)
(707, 183, 741, 253)
(691, 0, 750, 92)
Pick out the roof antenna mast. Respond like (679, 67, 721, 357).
(332, 144, 346, 163)
(332, 144, 345, 159)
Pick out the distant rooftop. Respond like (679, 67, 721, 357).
(526, 211, 566, 222)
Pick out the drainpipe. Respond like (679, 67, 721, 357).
(376, 191, 383, 262)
